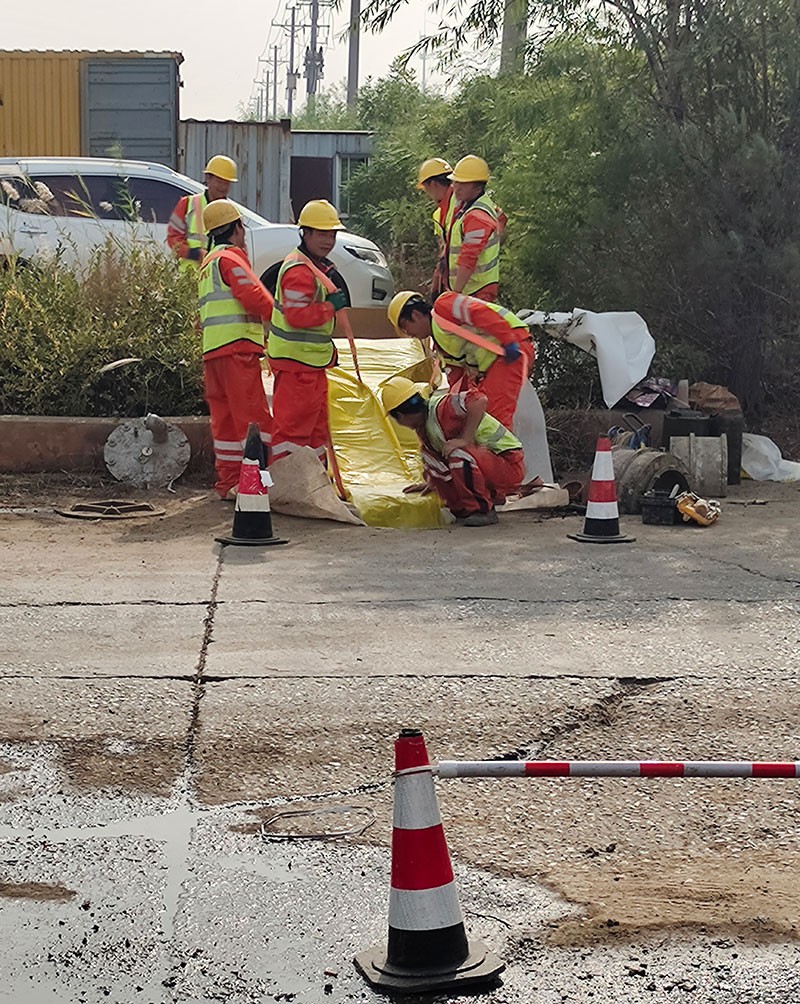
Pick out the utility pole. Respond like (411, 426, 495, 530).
(346, 0, 360, 109)
(272, 45, 279, 119)
(305, 0, 323, 113)
(287, 6, 297, 116)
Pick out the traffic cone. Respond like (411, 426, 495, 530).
(354, 729, 505, 993)
(568, 434, 635, 544)
(215, 423, 288, 547)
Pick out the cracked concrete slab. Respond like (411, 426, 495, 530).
(0, 604, 207, 679)
(205, 595, 800, 679)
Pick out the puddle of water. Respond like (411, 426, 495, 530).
(0, 804, 197, 940)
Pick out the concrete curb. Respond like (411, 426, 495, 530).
(0, 415, 214, 475)
(0, 410, 665, 475)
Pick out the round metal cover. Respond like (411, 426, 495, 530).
(55, 500, 166, 520)
(104, 417, 190, 489)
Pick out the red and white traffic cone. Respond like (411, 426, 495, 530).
(215, 423, 288, 547)
(354, 729, 504, 993)
(568, 434, 635, 544)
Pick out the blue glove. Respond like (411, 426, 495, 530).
(325, 289, 348, 311)
(504, 341, 522, 363)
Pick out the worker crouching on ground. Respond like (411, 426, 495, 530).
(382, 377, 524, 527)
(416, 157, 457, 297)
(447, 155, 506, 302)
(387, 290, 535, 431)
(167, 155, 238, 269)
(198, 200, 274, 499)
(268, 199, 348, 466)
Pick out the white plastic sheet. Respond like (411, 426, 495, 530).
(741, 433, 800, 482)
(520, 308, 656, 408)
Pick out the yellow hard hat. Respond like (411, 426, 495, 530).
(449, 154, 490, 183)
(203, 199, 241, 233)
(297, 199, 345, 230)
(204, 155, 238, 182)
(387, 290, 426, 334)
(381, 376, 429, 415)
(416, 157, 453, 190)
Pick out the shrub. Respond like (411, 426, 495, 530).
(0, 243, 204, 417)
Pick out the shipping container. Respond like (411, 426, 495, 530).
(179, 119, 292, 223)
(291, 130, 373, 220)
(0, 51, 182, 166)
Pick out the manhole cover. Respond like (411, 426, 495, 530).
(55, 500, 166, 520)
(104, 415, 190, 489)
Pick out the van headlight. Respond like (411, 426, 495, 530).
(344, 245, 387, 268)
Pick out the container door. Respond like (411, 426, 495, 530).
(81, 58, 179, 167)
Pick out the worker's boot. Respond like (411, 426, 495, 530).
(463, 509, 499, 527)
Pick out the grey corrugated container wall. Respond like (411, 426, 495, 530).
(179, 119, 292, 224)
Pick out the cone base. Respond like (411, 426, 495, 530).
(354, 940, 505, 994)
(214, 536, 288, 547)
(568, 531, 635, 544)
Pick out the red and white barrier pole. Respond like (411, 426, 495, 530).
(435, 760, 800, 779)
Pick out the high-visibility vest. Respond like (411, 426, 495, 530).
(182, 193, 208, 269)
(447, 193, 500, 296)
(198, 247, 265, 356)
(425, 390, 522, 455)
(431, 188, 457, 244)
(268, 250, 336, 368)
(432, 296, 530, 374)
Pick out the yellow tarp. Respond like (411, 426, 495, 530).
(328, 338, 447, 529)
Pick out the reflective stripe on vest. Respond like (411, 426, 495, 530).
(425, 390, 522, 455)
(185, 193, 207, 249)
(448, 193, 500, 295)
(268, 251, 336, 368)
(198, 247, 265, 355)
(432, 296, 529, 374)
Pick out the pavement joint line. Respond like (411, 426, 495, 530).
(0, 600, 209, 609)
(225, 594, 800, 607)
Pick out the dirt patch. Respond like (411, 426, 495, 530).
(0, 880, 76, 903)
(0, 758, 14, 774)
(543, 854, 800, 945)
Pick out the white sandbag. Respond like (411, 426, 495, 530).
(269, 448, 365, 524)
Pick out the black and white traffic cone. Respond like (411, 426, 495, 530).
(568, 434, 635, 544)
(215, 423, 287, 547)
(354, 729, 505, 993)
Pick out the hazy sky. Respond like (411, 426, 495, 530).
(3, 0, 437, 121)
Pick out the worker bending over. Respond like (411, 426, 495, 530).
(382, 377, 524, 527)
(198, 200, 274, 499)
(416, 157, 457, 297)
(447, 155, 506, 302)
(387, 290, 534, 431)
(268, 200, 349, 466)
(167, 155, 238, 269)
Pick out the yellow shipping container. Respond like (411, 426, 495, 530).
(0, 50, 181, 158)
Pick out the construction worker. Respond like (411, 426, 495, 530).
(416, 157, 457, 297)
(167, 155, 238, 269)
(387, 290, 534, 431)
(198, 200, 274, 499)
(268, 199, 348, 466)
(447, 155, 505, 302)
(382, 377, 524, 527)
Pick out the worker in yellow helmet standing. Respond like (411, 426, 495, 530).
(167, 155, 238, 269)
(198, 200, 274, 499)
(268, 199, 349, 467)
(416, 158, 457, 297)
(447, 155, 506, 302)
